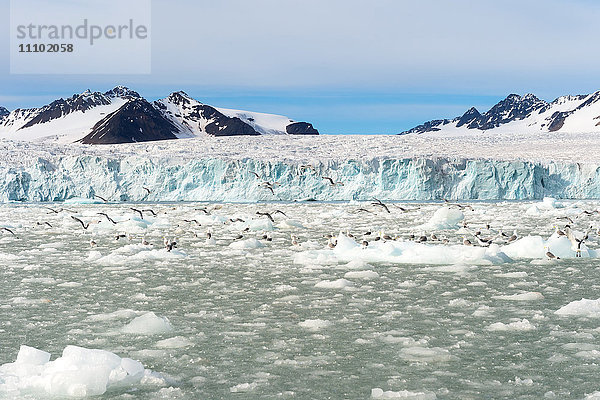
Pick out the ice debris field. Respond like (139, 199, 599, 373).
(3, 133, 600, 202)
(2, 198, 600, 398)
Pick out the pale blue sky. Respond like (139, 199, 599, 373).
(1, 0, 599, 133)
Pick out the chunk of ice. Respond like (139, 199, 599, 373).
(123, 312, 174, 335)
(0, 345, 157, 398)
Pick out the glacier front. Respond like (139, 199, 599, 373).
(2, 155, 600, 202)
(1, 134, 600, 202)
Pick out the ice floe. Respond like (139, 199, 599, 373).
(371, 388, 437, 399)
(555, 298, 600, 317)
(123, 312, 174, 335)
(0, 345, 166, 398)
(487, 319, 536, 331)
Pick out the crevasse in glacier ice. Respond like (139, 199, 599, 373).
(1, 156, 599, 202)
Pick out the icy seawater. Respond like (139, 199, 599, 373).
(2, 199, 600, 399)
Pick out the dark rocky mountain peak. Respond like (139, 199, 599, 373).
(21, 90, 112, 128)
(545, 91, 600, 132)
(468, 93, 548, 130)
(456, 107, 481, 128)
(79, 99, 179, 144)
(0, 106, 9, 119)
(401, 119, 454, 135)
(286, 122, 319, 135)
(163, 91, 198, 107)
(575, 91, 600, 109)
(550, 94, 588, 106)
(103, 86, 142, 100)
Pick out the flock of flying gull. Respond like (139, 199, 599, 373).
(251, 164, 345, 195)
(249, 166, 599, 259)
(0, 179, 598, 262)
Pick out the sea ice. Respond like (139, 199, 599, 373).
(230, 382, 259, 392)
(555, 298, 600, 317)
(123, 312, 174, 335)
(399, 347, 452, 363)
(155, 336, 193, 349)
(344, 270, 380, 280)
(423, 207, 464, 229)
(493, 292, 544, 301)
(0, 345, 156, 398)
(228, 238, 265, 249)
(301, 232, 513, 266)
(298, 319, 332, 331)
(314, 278, 354, 289)
(371, 388, 437, 399)
(15, 345, 51, 365)
(487, 319, 536, 331)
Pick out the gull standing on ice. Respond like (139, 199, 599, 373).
(206, 230, 216, 245)
(565, 226, 590, 257)
(545, 246, 559, 260)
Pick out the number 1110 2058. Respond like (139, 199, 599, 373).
(18, 43, 74, 53)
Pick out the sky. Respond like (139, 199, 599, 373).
(1, 0, 600, 134)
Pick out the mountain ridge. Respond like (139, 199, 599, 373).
(0, 86, 319, 144)
(401, 90, 600, 135)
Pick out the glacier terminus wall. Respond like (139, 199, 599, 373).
(1, 155, 600, 202)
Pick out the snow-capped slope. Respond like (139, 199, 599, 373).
(0, 87, 134, 143)
(0, 87, 319, 144)
(153, 92, 259, 137)
(401, 90, 600, 135)
(216, 106, 293, 135)
(154, 91, 318, 136)
(0, 107, 46, 134)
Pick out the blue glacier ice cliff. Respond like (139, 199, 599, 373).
(1, 155, 600, 202)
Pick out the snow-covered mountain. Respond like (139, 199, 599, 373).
(401, 91, 600, 135)
(153, 91, 260, 138)
(0, 86, 319, 144)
